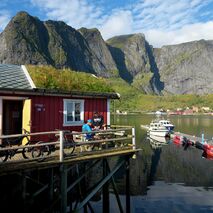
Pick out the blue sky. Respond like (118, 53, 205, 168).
(0, 0, 213, 47)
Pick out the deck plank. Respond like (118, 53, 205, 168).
(0, 148, 140, 175)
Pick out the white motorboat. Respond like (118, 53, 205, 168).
(148, 135, 170, 149)
(147, 121, 170, 137)
(149, 134, 171, 143)
(158, 119, 175, 131)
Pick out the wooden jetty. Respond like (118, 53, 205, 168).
(0, 126, 139, 213)
(141, 124, 213, 144)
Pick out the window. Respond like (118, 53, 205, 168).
(63, 99, 84, 126)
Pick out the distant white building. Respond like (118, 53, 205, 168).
(201, 107, 210, 112)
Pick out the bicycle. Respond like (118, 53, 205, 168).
(0, 129, 34, 162)
(30, 130, 76, 158)
(62, 131, 76, 156)
(23, 132, 52, 161)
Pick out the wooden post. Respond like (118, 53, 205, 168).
(132, 127, 136, 150)
(126, 157, 130, 213)
(60, 165, 67, 213)
(82, 163, 88, 213)
(103, 159, 109, 213)
(49, 168, 54, 203)
(107, 99, 110, 127)
(22, 172, 27, 209)
(113, 100, 115, 125)
(60, 131, 64, 162)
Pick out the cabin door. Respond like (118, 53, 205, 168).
(22, 99, 31, 145)
(3, 100, 23, 135)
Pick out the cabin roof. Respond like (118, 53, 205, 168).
(0, 64, 32, 89)
(0, 64, 120, 99)
(0, 87, 120, 99)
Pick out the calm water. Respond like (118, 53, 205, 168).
(93, 114, 213, 212)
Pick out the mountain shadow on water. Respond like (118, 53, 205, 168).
(147, 147, 162, 186)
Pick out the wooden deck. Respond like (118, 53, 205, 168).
(0, 147, 140, 175)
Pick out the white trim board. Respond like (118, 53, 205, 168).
(21, 65, 36, 89)
(107, 99, 110, 126)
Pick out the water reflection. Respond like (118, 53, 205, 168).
(87, 115, 213, 212)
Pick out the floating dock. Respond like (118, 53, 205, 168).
(141, 124, 213, 144)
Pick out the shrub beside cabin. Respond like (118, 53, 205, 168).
(0, 65, 119, 143)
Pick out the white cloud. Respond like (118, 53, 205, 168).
(131, 0, 213, 46)
(100, 10, 133, 39)
(31, 0, 103, 28)
(132, 0, 208, 31)
(30, 0, 213, 47)
(0, 10, 10, 31)
(145, 21, 213, 47)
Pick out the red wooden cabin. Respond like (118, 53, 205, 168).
(0, 65, 119, 143)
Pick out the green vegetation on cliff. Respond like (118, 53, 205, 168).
(106, 77, 213, 112)
(27, 65, 114, 93)
(27, 65, 213, 112)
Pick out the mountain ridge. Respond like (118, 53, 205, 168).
(0, 11, 213, 95)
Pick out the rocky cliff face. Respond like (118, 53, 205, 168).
(43, 20, 104, 73)
(107, 34, 157, 93)
(78, 27, 118, 77)
(0, 12, 106, 75)
(0, 11, 51, 65)
(154, 40, 213, 94)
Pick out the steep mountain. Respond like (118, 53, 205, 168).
(0, 11, 106, 75)
(0, 11, 51, 65)
(78, 27, 118, 77)
(1, 11, 213, 95)
(107, 34, 162, 93)
(154, 40, 213, 94)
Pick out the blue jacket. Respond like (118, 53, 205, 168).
(82, 124, 93, 139)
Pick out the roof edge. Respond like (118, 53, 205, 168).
(0, 88, 120, 99)
(21, 65, 36, 89)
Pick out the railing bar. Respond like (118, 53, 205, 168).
(0, 131, 60, 139)
(0, 127, 132, 139)
(0, 128, 132, 138)
(67, 128, 132, 135)
(0, 141, 59, 151)
(0, 137, 133, 151)
(75, 137, 132, 146)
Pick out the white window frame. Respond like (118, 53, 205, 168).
(63, 99, 84, 126)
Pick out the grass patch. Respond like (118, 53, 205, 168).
(106, 78, 213, 112)
(27, 65, 114, 93)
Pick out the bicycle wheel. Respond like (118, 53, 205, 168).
(32, 142, 50, 160)
(84, 144, 95, 151)
(0, 145, 8, 162)
(63, 139, 76, 156)
(69, 141, 76, 155)
(22, 143, 33, 159)
(40, 144, 50, 157)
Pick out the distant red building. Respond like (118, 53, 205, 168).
(182, 109, 194, 115)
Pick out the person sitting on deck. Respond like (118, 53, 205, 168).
(82, 119, 94, 140)
(92, 111, 105, 130)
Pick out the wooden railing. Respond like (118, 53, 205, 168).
(0, 126, 136, 163)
